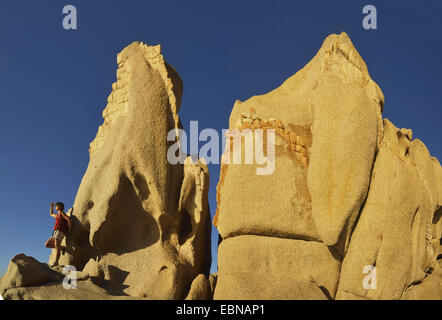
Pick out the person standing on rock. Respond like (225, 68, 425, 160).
(45, 202, 71, 267)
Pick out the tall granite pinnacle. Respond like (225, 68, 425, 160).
(1, 42, 212, 300)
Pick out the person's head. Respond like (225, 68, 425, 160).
(55, 202, 65, 212)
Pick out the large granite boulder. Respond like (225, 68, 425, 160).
(214, 32, 441, 300)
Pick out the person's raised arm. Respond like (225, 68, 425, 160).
(50, 202, 57, 218)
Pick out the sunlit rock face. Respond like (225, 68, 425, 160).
(336, 120, 442, 300)
(62, 42, 212, 299)
(1, 33, 440, 301)
(1, 42, 212, 300)
(214, 32, 442, 300)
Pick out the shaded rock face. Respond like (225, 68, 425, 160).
(214, 32, 442, 300)
(2, 42, 211, 299)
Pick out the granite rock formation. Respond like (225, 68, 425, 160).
(214, 32, 442, 300)
(1, 33, 440, 301)
(0, 42, 211, 300)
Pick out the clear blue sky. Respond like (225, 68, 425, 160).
(0, 0, 441, 276)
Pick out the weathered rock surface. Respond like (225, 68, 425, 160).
(215, 32, 383, 253)
(335, 120, 439, 299)
(214, 32, 442, 300)
(185, 274, 211, 300)
(401, 260, 442, 300)
(214, 235, 340, 299)
(0, 254, 63, 297)
(1, 42, 211, 300)
(0, 254, 120, 300)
